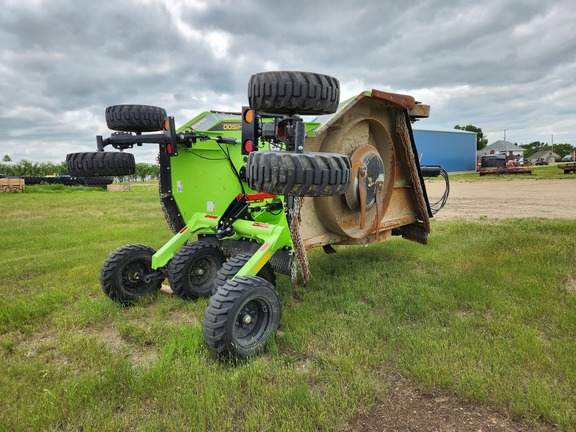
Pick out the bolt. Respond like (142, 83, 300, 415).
(243, 314, 252, 325)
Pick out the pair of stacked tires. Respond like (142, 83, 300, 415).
(89, 71, 350, 360)
(65, 105, 165, 177)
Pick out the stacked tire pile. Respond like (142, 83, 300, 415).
(18, 175, 114, 188)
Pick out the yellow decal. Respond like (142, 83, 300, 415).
(222, 123, 242, 130)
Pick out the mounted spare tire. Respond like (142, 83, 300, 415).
(247, 151, 351, 197)
(66, 152, 135, 177)
(248, 71, 340, 115)
(105, 104, 166, 132)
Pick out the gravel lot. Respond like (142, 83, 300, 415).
(425, 178, 576, 220)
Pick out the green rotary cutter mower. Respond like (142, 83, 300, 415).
(67, 71, 448, 359)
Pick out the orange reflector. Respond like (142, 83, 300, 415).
(164, 119, 169, 130)
(243, 109, 254, 124)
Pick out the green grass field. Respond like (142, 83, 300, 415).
(446, 163, 576, 181)
(1, 183, 575, 431)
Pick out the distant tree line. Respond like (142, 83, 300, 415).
(1, 155, 160, 181)
(0, 157, 67, 177)
(134, 162, 160, 181)
(518, 142, 574, 159)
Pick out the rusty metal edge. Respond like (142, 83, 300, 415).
(371, 89, 417, 110)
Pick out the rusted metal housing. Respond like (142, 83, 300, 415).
(300, 90, 432, 248)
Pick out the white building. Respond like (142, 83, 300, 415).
(477, 140, 526, 158)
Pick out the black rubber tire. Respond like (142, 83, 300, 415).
(203, 275, 281, 359)
(20, 176, 43, 185)
(100, 244, 164, 305)
(247, 151, 351, 197)
(57, 176, 74, 186)
(168, 242, 226, 300)
(76, 176, 114, 186)
(66, 152, 135, 177)
(210, 253, 276, 296)
(105, 104, 167, 132)
(248, 71, 340, 115)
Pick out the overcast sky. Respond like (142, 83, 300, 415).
(1, 0, 575, 164)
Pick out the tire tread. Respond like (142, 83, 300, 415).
(248, 71, 339, 115)
(247, 151, 351, 197)
(66, 152, 135, 177)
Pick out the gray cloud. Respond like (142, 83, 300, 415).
(1, 0, 574, 163)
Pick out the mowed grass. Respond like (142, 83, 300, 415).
(1, 184, 575, 431)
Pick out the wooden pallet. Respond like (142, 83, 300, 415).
(0, 178, 25, 193)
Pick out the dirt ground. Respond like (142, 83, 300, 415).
(346, 373, 557, 432)
(346, 178, 575, 432)
(425, 178, 576, 221)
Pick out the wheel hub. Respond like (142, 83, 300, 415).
(129, 271, 141, 283)
(188, 257, 217, 286)
(124, 262, 148, 286)
(345, 145, 385, 211)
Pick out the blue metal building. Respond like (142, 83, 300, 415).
(413, 129, 477, 172)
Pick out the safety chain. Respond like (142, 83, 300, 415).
(288, 196, 309, 285)
(396, 112, 430, 233)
